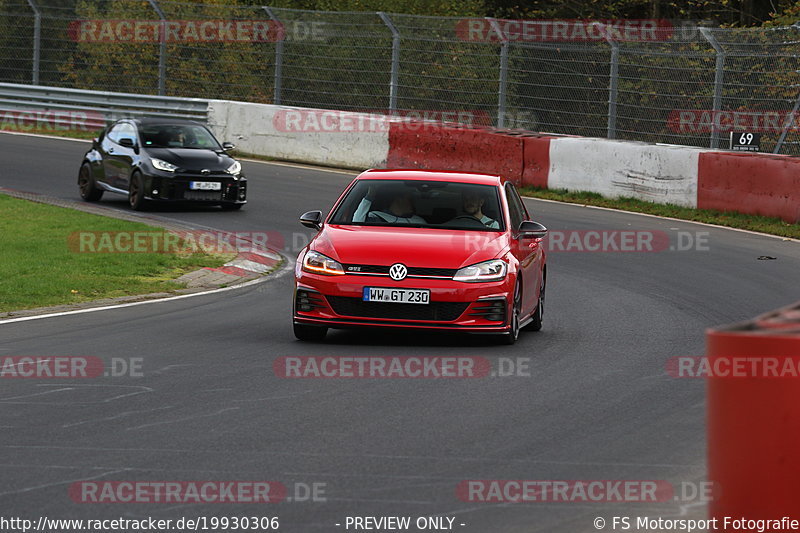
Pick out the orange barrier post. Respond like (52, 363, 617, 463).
(707, 302, 800, 525)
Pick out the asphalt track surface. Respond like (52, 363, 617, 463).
(1, 131, 798, 532)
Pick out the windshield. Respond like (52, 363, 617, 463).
(329, 179, 504, 231)
(139, 124, 221, 150)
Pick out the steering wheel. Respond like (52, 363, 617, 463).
(450, 215, 488, 228)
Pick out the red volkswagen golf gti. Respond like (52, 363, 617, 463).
(293, 170, 548, 344)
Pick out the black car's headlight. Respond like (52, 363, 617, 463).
(302, 251, 345, 276)
(226, 161, 242, 175)
(151, 158, 177, 172)
(453, 259, 507, 282)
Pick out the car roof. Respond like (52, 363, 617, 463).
(357, 169, 505, 186)
(120, 117, 206, 127)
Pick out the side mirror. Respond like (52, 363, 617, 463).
(300, 210, 323, 230)
(518, 220, 548, 239)
(118, 137, 136, 148)
(222, 142, 235, 151)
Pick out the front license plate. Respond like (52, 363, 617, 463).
(363, 287, 430, 304)
(189, 181, 221, 191)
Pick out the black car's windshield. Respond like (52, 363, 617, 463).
(329, 179, 504, 231)
(139, 124, 221, 150)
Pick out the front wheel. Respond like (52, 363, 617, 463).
(500, 282, 521, 345)
(524, 275, 545, 332)
(78, 163, 103, 202)
(293, 322, 328, 342)
(221, 203, 244, 211)
(128, 172, 146, 211)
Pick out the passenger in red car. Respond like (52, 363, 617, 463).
(353, 186, 426, 224)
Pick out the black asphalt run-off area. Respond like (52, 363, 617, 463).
(0, 131, 797, 532)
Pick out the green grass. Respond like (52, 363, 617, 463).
(0, 126, 102, 140)
(520, 187, 800, 239)
(0, 194, 232, 313)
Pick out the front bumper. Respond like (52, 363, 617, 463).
(143, 173, 247, 204)
(293, 272, 514, 333)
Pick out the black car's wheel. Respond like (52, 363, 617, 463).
(221, 203, 244, 211)
(501, 282, 521, 345)
(293, 322, 328, 342)
(78, 163, 103, 202)
(524, 274, 545, 332)
(128, 171, 146, 211)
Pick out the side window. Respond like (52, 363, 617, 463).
(117, 123, 136, 143)
(504, 183, 525, 232)
(106, 124, 123, 143)
(106, 123, 135, 145)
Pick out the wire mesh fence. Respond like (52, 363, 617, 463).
(2, 0, 800, 154)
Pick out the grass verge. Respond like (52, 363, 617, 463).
(0, 194, 233, 313)
(0, 127, 101, 140)
(520, 187, 800, 239)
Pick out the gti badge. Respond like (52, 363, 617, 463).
(389, 263, 407, 281)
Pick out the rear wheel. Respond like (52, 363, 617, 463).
(128, 171, 146, 211)
(78, 163, 103, 202)
(293, 322, 328, 342)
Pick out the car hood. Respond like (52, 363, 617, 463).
(312, 225, 509, 268)
(146, 147, 233, 171)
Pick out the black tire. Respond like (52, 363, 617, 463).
(523, 274, 545, 332)
(128, 171, 146, 211)
(501, 282, 521, 345)
(78, 163, 103, 202)
(221, 203, 244, 211)
(293, 322, 328, 342)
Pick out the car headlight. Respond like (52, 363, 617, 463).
(151, 158, 177, 172)
(226, 160, 241, 175)
(453, 259, 507, 282)
(302, 250, 345, 276)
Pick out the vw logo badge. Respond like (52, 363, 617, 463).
(201, 169, 211, 175)
(389, 263, 407, 281)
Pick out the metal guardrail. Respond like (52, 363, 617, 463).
(0, 83, 209, 128)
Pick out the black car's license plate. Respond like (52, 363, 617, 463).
(362, 287, 430, 304)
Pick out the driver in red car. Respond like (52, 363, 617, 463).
(461, 191, 500, 229)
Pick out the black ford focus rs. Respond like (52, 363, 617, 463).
(78, 118, 247, 210)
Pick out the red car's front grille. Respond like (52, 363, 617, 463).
(326, 296, 468, 322)
(343, 264, 457, 278)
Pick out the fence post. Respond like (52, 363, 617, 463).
(773, 89, 800, 154)
(596, 23, 619, 139)
(486, 18, 508, 128)
(147, 0, 166, 96)
(263, 7, 283, 105)
(700, 27, 724, 149)
(378, 12, 400, 114)
(25, 0, 40, 85)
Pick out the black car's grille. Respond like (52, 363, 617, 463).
(326, 296, 468, 322)
(183, 190, 222, 201)
(342, 264, 457, 278)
